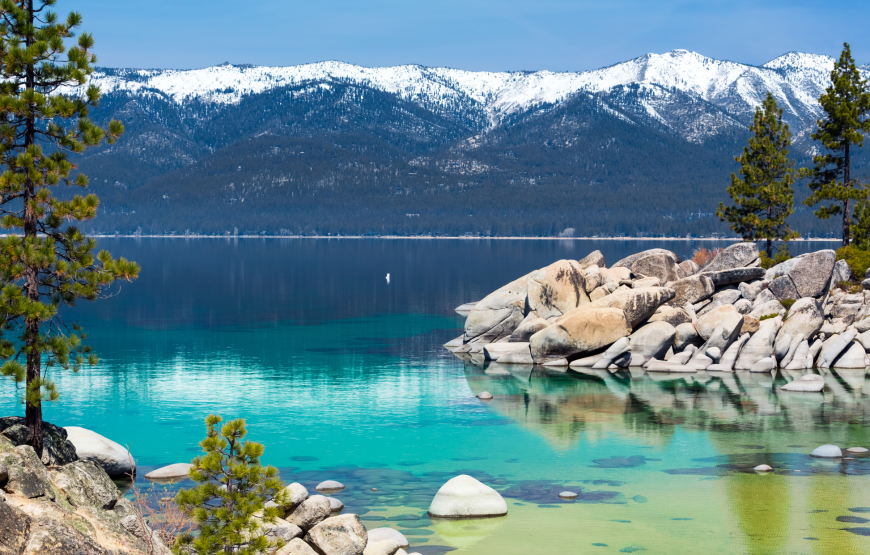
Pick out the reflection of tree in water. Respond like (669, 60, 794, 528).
(462, 362, 870, 451)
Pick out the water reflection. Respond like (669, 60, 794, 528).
(463, 362, 870, 453)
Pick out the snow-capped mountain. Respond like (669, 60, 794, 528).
(87, 49, 847, 142)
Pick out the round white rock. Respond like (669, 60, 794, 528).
(64, 426, 135, 477)
(810, 444, 843, 458)
(144, 463, 193, 480)
(753, 464, 772, 472)
(315, 480, 345, 493)
(846, 447, 869, 454)
(558, 491, 579, 499)
(428, 475, 508, 518)
(367, 527, 409, 548)
(477, 392, 493, 400)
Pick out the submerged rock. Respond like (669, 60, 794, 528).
(781, 374, 825, 392)
(367, 528, 409, 548)
(144, 463, 193, 481)
(810, 445, 843, 458)
(428, 475, 508, 518)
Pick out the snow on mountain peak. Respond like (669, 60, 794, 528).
(763, 52, 833, 72)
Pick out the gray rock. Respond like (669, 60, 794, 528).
(702, 242, 759, 272)
(287, 495, 332, 531)
(855, 317, 870, 333)
(751, 356, 776, 372)
(267, 518, 304, 543)
(750, 300, 786, 320)
(735, 317, 782, 369)
(863, 278, 870, 290)
(477, 392, 493, 400)
(702, 267, 766, 286)
(612, 249, 680, 270)
(628, 322, 676, 365)
(832, 341, 867, 368)
(0, 417, 79, 467)
(509, 317, 550, 342)
(119, 515, 173, 555)
(483, 342, 530, 361)
(0, 497, 31, 555)
(705, 347, 721, 363)
(22, 517, 107, 555)
(696, 304, 739, 340)
(774, 334, 793, 361)
(328, 497, 344, 514)
(768, 275, 800, 301)
(788, 250, 837, 298)
(831, 294, 864, 319)
(784, 340, 811, 370)
(559, 491, 580, 499)
(50, 460, 120, 510)
(498, 348, 534, 364)
(818, 329, 857, 368)
(718, 333, 749, 370)
(316, 481, 345, 493)
(64, 426, 135, 477)
(781, 373, 825, 392)
(526, 259, 590, 320)
(464, 272, 532, 343)
(454, 303, 478, 317)
(765, 256, 803, 281)
(738, 280, 769, 302)
(367, 528, 410, 549)
(364, 539, 402, 555)
(779, 334, 805, 367)
(733, 298, 752, 314)
(674, 322, 701, 351)
(630, 253, 681, 284)
(578, 250, 606, 270)
(277, 538, 320, 555)
(697, 289, 742, 317)
(779, 298, 824, 340)
(0, 444, 53, 499)
(592, 336, 632, 369)
(280, 483, 310, 514)
(754, 464, 773, 472)
(828, 259, 852, 291)
(679, 259, 700, 277)
(810, 444, 843, 458)
(691, 313, 744, 366)
(428, 475, 508, 518)
(752, 288, 777, 308)
(144, 463, 193, 481)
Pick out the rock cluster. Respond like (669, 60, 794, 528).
(448, 245, 868, 389)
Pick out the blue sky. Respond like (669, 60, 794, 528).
(75, 0, 867, 70)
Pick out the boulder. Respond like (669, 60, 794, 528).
(752, 288, 777, 308)
(787, 250, 837, 298)
(612, 249, 679, 270)
(666, 275, 715, 307)
(818, 329, 857, 368)
(630, 253, 680, 283)
(774, 334, 793, 361)
(768, 275, 799, 302)
(144, 463, 193, 481)
(277, 539, 320, 555)
(647, 305, 692, 326)
(679, 260, 700, 277)
(316, 481, 345, 493)
(696, 304, 739, 341)
(498, 348, 534, 364)
(464, 272, 531, 342)
(751, 356, 776, 372)
(828, 259, 852, 291)
(328, 498, 344, 513)
(754, 465, 773, 472)
(810, 445, 842, 458)
(573, 287, 675, 327)
(832, 341, 867, 368)
(364, 540, 402, 555)
(701, 242, 759, 272)
(741, 315, 760, 334)
(280, 483, 310, 514)
(779, 334, 804, 367)
(750, 300, 786, 320)
(477, 392, 493, 400)
(738, 280, 769, 302)
(674, 323, 701, 351)
(578, 250, 606, 270)
(589, 286, 608, 301)
(783, 340, 811, 370)
(632, 277, 661, 288)
(0, 444, 52, 499)
(831, 293, 864, 319)
(287, 495, 332, 531)
(305, 514, 368, 555)
(64, 426, 134, 477)
(583, 265, 603, 292)
(454, 303, 478, 317)
(779, 298, 824, 340)
(558, 491, 580, 499)
(50, 460, 120, 510)
(592, 337, 631, 369)
(735, 317, 782, 369)
(697, 289, 742, 317)
(692, 313, 744, 364)
(483, 342, 530, 361)
(530, 307, 631, 359)
(526, 259, 589, 320)
(718, 333, 749, 370)
(781, 373, 825, 392)
(428, 475, 508, 518)
(0, 501, 31, 555)
(367, 528, 409, 548)
(628, 322, 676, 365)
(18, 517, 105, 555)
(702, 267, 766, 286)
(509, 317, 550, 342)
(856, 317, 870, 333)
(765, 256, 803, 281)
(0, 417, 79, 467)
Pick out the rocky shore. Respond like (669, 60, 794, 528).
(447, 244, 868, 389)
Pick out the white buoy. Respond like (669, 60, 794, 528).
(386, 273, 390, 284)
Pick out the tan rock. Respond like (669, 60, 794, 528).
(741, 315, 760, 334)
(526, 259, 589, 319)
(305, 514, 367, 555)
(648, 305, 692, 326)
(530, 307, 631, 359)
(695, 304, 739, 341)
(570, 287, 676, 327)
(589, 286, 608, 301)
(631, 253, 681, 283)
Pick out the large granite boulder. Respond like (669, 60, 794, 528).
(530, 307, 631, 359)
(0, 417, 78, 466)
(287, 495, 332, 531)
(463, 272, 532, 343)
(629, 322, 675, 365)
(738, 280, 769, 302)
(666, 275, 715, 307)
(787, 250, 837, 298)
(0, 440, 53, 500)
(702, 243, 759, 272)
(64, 427, 134, 477)
(428, 475, 508, 518)
(367, 528, 410, 549)
(679, 260, 700, 277)
(578, 250, 606, 270)
(697, 289, 742, 317)
(278, 539, 319, 555)
(50, 461, 120, 510)
(674, 323, 701, 351)
(573, 287, 675, 327)
(696, 304, 739, 341)
(735, 317, 782, 369)
(818, 330, 857, 368)
(765, 256, 803, 281)
(630, 253, 681, 283)
(779, 298, 824, 340)
(612, 249, 680, 270)
(583, 265, 603, 292)
(305, 514, 367, 555)
(750, 300, 786, 320)
(828, 259, 851, 291)
(702, 267, 766, 287)
(693, 313, 744, 362)
(508, 315, 550, 342)
(768, 275, 799, 301)
(647, 305, 692, 326)
(832, 341, 867, 368)
(526, 260, 589, 320)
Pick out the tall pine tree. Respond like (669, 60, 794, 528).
(716, 92, 800, 257)
(804, 42, 870, 246)
(0, 0, 139, 457)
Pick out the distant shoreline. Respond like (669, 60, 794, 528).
(75, 235, 844, 241)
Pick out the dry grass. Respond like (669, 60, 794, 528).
(692, 247, 721, 266)
(129, 480, 194, 550)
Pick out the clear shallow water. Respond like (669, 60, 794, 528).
(3, 238, 870, 554)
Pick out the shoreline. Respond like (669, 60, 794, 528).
(36, 235, 845, 241)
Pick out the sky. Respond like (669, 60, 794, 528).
(73, 0, 868, 71)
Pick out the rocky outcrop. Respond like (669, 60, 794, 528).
(526, 260, 589, 320)
(788, 250, 837, 297)
(630, 252, 681, 283)
(576, 287, 675, 327)
(0, 417, 78, 467)
(463, 272, 532, 343)
(666, 275, 714, 307)
(530, 307, 631, 359)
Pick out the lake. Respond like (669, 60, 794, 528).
(3, 238, 870, 555)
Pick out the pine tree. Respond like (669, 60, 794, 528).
(804, 42, 870, 246)
(716, 92, 800, 257)
(174, 415, 289, 555)
(0, 0, 139, 457)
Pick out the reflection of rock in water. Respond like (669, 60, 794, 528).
(463, 362, 870, 451)
(430, 516, 507, 550)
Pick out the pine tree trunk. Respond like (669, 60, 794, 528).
(766, 238, 772, 258)
(844, 141, 852, 247)
(23, 0, 43, 458)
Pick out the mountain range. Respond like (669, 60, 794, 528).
(72, 49, 869, 237)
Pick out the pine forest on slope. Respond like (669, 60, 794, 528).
(71, 49, 870, 237)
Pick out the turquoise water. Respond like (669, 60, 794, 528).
(3, 238, 869, 554)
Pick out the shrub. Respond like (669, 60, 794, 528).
(835, 280, 864, 294)
(837, 244, 870, 282)
(759, 313, 780, 321)
(174, 415, 288, 555)
(692, 247, 721, 266)
(759, 243, 792, 269)
(780, 299, 796, 311)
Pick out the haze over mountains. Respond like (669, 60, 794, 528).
(75, 49, 869, 237)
